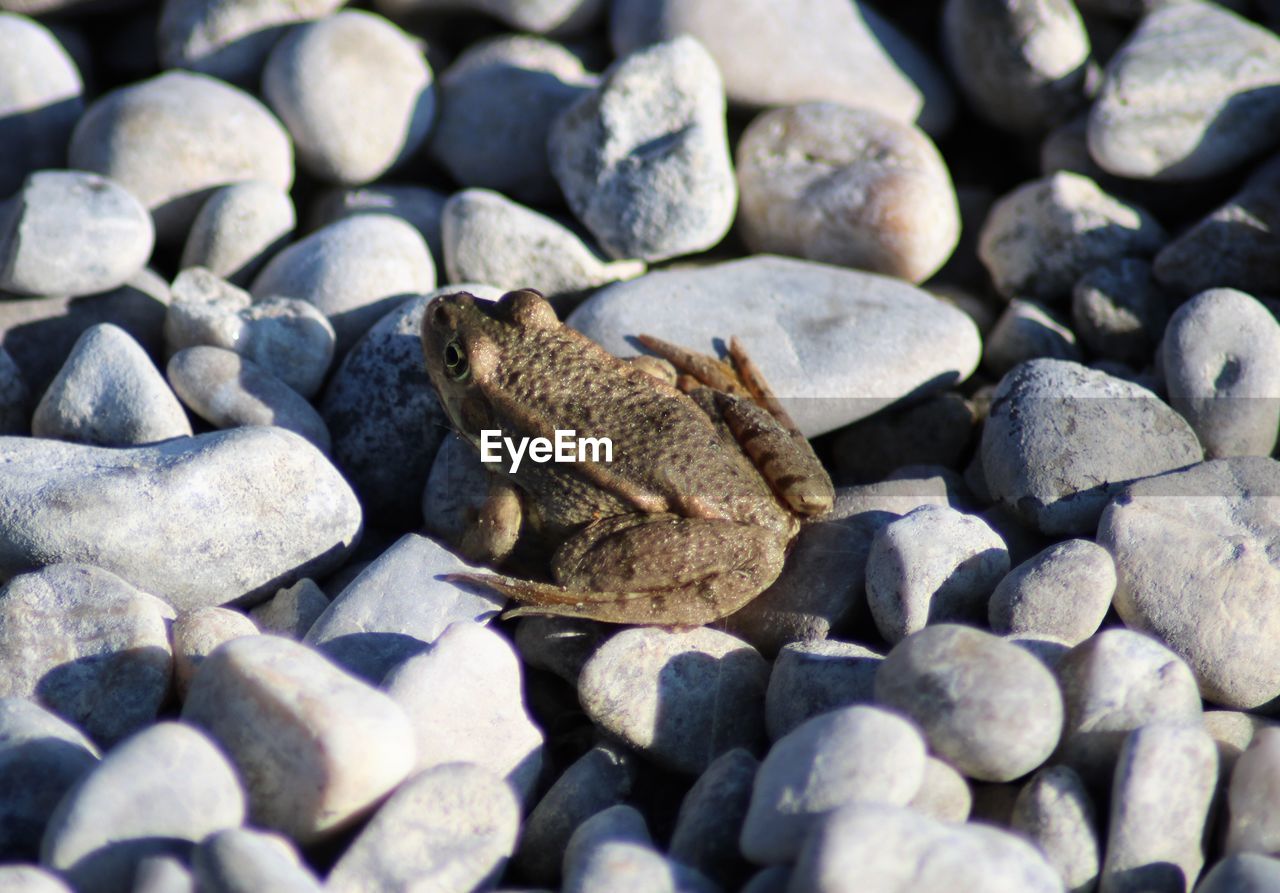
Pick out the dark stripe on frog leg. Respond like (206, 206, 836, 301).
(635, 334, 749, 396)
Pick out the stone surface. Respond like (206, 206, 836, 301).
(983, 299, 1081, 377)
(764, 639, 882, 742)
(740, 705, 927, 865)
(32, 323, 192, 446)
(830, 393, 976, 484)
(131, 854, 195, 893)
(248, 579, 328, 640)
(262, 11, 434, 186)
(669, 748, 758, 885)
(191, 828, 321, 893)
(865, 504, 1010, 643)
(0, 347, 28, 435)
(0, 427, 361, 611)
(548, 36, 736, 262)
(988, 539, 1115, 646)
(0, 171, 153, 298)
(1197, 855, 1280, 893)
(978, 172, 1165, 303)
(578, 626, 769, 774)
(1225, 728, 1280, 856)
(1098, 458, 1280, 709)
(68, 70, 293, 243)
(307, 183, 447, 268)
(0, 565, 173, 746)
(40, 722, 245, 893)
(182, 635, 415, 843)
(980, 359, 1202, 536)
(0, 865, 73, 893)
(180, 182, 296, 287)
(560, 804, 718, 893)
(568, 256, 982, 438)
(908, 755, 972, 824)
(374, 0, 602, 34)
(1071, 258, 1168, 365)
(1087, 1, 1280, 181)
(326, 763, 520, 893)
(875, 624, 1064, 782)
(1161, 288, 1280, 458)
(1011, 765, 1099, 893)
(171, 606, 258, 700)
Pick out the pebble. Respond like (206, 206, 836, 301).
(307, 183, 447, 268)
(1071, 258, 1168, 364)
(764, 639, 882, 742)
(157, 0, 343, 86)
(980, 359, 1202, 536)
(736, 103, 957, 283)
(568, 256, 982, 437)
(129, 855, 193, 893)
(830, 393, 977, 484)
(830, 466, 964, 517)
(68, 70, 293, 243)
(326, 763, 520, 893)
(875, 624, 1064, 782)
(0, 347, 28, 434)
(609, 0, 954, 132)
(167, 346, 331, 453)
(578, 626, 769, 774)
(978, 171, 1166, 302)
(0, 12, 83, 198)
(561, 805, 717, 893)
(32, 323, 192, 446)
(179, 182, 296, 286)
(1011, 765, 1100, 893)
(262, 11, 434, 186)
(865, 504, 1009, 644)
(513, 615, 610, 685)
(374, 0, 602, 34)
(0, 427, 361, 612)
(1204, 710, 1273, 779)
(429, 34, 595, 204)
(248, 579, 329, 640)
(988, 539, 1115, 646)
(181, 634, 415, 843)
(40, 722, 245, 893)
(442, 189, 645, 298)
(0, 865, 73, 893)
(0, 171, 153, 298)
(383, 621, 545, 803)
(514, 742, 637, 886)
(908, 755, 972, 824)
(0, 565, 173, 746)
(983, 299, 1082, 377)
(250, 212, 435, 355)
(1197, 854, 1280, 893)
(1054, 628, 1203, 787)
(1161, 288, 1280, 458)
(548, 36, 736, 263)
(191, 828, 322, 893)
(1100, 723, 1217, 893)
(1225, 728, 1280, 855)
(171, 606, 258, 700)
(740, 705, 927, 865)
(0, 698, 98, 860)
(1098, 457, 1280, 709)
(669, 748, 758, 885)
(304, 533, 504, 682)
(0, 269, 170, 397)
(941, 0, 1091, 135)
(1087, 1, 1280, 181)
(790, 801, 1063, 893)
(165, 268, 335, 400)
(421, 431, 491, 550)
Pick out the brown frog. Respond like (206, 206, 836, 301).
(421, 287, 834, 625)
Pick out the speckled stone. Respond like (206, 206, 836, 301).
(180, 182, 296, 287)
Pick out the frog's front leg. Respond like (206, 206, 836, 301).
(459, 476, 522, 565)
(448, 512, 788, 625)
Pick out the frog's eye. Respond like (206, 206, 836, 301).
(443, 339, 470, 381)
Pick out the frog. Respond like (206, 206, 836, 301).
(421, 287, 834, 625)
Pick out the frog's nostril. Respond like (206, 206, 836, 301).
(430, 303, 449, 327)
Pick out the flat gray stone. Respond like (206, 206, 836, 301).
(0, 427, 362, 611)
(989, 539, 1116, 646)
(567, 256, 982, 438)
(764, 640, 882, 743)
(983, 299, 1081, 377)
(248, 578, 328, 640)
(191, 828, 321, 893)
(180, 182, 296, 286)
(171, 606, 258, 700)
(1071, 258, 1168, 365)
(1011, 765, 1099, 893)
(669, 748, 758, 885)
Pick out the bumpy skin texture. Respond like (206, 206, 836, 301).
(420, 288, 833, 625)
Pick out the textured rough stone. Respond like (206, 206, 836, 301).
(989, 539, 1115, 646)
(180, 182, 296, 287)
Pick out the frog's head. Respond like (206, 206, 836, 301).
(421, 288, 559, 442)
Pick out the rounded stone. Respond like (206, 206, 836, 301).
(1071, 258, 1168, 364)
(40, 722, 246, 893)
(982, 299, 1081, 377)
(167, 346, 331, 453)
(740, 705, 927, 865)
(0, 171, 153, 298)
(988, 539, 1115, 646)
(181, 635, 415, 843)
(0, 427, 362, 612)
(191, 828, 321, 893)
(0, 865, 73, 893)
(326, 763, 519, 893)
(1097, 457, 1280, 709)
(373, 0, 602, 34)
(980, 359, 1202, 536)
(735, 103, 958, 283)
(0, 565, 173, 747)
(422, 431, 492, 553)
(262, 11, 434, 186)
(67, 70, 293, 243)
(180, 181, 296, 287)
(548, 35, 736, 263)
(1225, 728, 1280, 855)
(171, 606, 258, 700)
(669, 748, 759, 885)
(978, 171, 1166, 303)
(250, 212, 435, 355)
(908, 756, 972, 824)
(1011, 765, 1100, 893)
(578, 626, 769, 775)
(1198, 854, 1280, 893)
(1161, 288, 1280, 458)
(306, 183, 447, 268)
(764, 639, 882, 742)
(875, 624, 1064, 782)
(0, 347, 28, 435)
(248, 579, 329, 640)
(32, 323, 192, 447)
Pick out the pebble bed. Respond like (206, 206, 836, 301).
(1, 1, 1280, 892)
